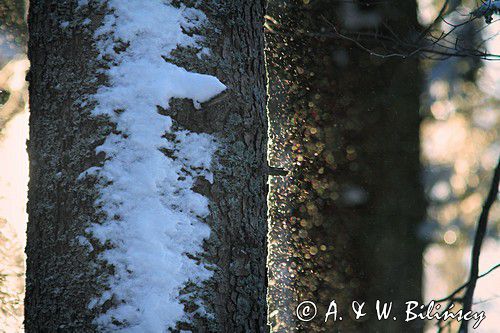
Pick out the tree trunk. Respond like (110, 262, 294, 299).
(26, 1, 267, 332)
(266, 1, 425, 332)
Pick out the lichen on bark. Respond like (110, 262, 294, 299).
(26, 1, 113, 331)
(26, 1, 268, 332)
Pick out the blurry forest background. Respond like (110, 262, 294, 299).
(0, 0, 27, 331)
(0, 0, 498, 332)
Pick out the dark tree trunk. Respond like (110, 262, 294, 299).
(170, 1, 269, 332)
(26, 2, 109, 330)
(266, 1, 425, 332)
(26, 1, 268, 332)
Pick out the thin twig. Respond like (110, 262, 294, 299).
(416, 0, 450, 42)
(459, 157, 500, 333)
(432, 263, 500, 304)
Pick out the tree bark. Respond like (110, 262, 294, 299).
(26, 1, 267, 332)
(170, 1, 269, 332)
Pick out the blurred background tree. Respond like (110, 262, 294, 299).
(0, 0, 26, 124)
(417, 1, 500, 332)
(0, 0, 26, 64)
(0, 1, 27, 332)
(267, 0, 499, 332)
(267, 1, 425, 331)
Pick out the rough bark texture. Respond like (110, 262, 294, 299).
(169, 1, 269, 332)
(27, 1, 268, 332)
(26, 1, 111, 331)
(266, 1, 425, 332)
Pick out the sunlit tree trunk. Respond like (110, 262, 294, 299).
(266, 1, 425, 331)
(26, 1, 267, 331)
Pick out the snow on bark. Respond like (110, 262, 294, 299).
(80, 1, 226, 331)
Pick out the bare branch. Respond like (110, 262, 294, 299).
(459, 157, 500, 332)
(416, 0, 450, 42)
(432, 263, 500, 304)
(315, 13, 500, 60)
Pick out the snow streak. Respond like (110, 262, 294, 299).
(80, 1, 225, 331)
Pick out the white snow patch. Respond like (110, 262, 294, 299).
(82, 1, 226, 331)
